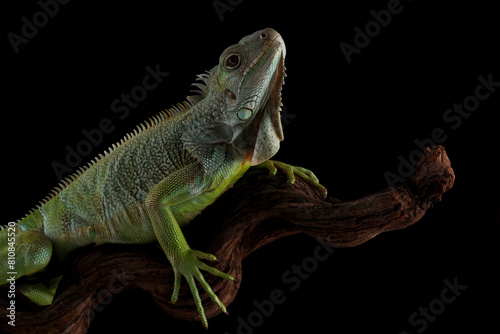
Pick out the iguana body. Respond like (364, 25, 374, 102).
(0, 28, 326, 328)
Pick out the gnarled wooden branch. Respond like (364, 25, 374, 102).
(0, 145, 454, 333)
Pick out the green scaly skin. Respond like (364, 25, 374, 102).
(0, 28, 326, 328)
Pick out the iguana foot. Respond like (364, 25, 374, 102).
(256, 160, 328, 198)
(170, 248, 233, 329)
(18, 275, 63, 306)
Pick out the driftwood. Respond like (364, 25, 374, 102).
(0, 145, 455, 333)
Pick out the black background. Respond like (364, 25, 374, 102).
(1, 1, 499, 333)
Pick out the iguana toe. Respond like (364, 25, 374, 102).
(255, 160, 328, 198)
(170, 248, 233, 329)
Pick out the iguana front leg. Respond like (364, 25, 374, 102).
(255, 160, 328, 198)
(144, 163, 233, 329)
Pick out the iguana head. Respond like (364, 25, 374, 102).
(187, 28, 286, 165)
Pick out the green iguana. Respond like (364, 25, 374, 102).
(0, 28, 326, 328)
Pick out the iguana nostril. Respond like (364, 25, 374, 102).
(260, 31, 269, 40)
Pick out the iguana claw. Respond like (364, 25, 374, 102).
(255, 160, 328, 198)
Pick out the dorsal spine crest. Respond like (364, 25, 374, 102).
(17, 101, 194, 222)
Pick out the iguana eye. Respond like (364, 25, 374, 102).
(223, 54, 241, 70)
(237, 108, 252, 120)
